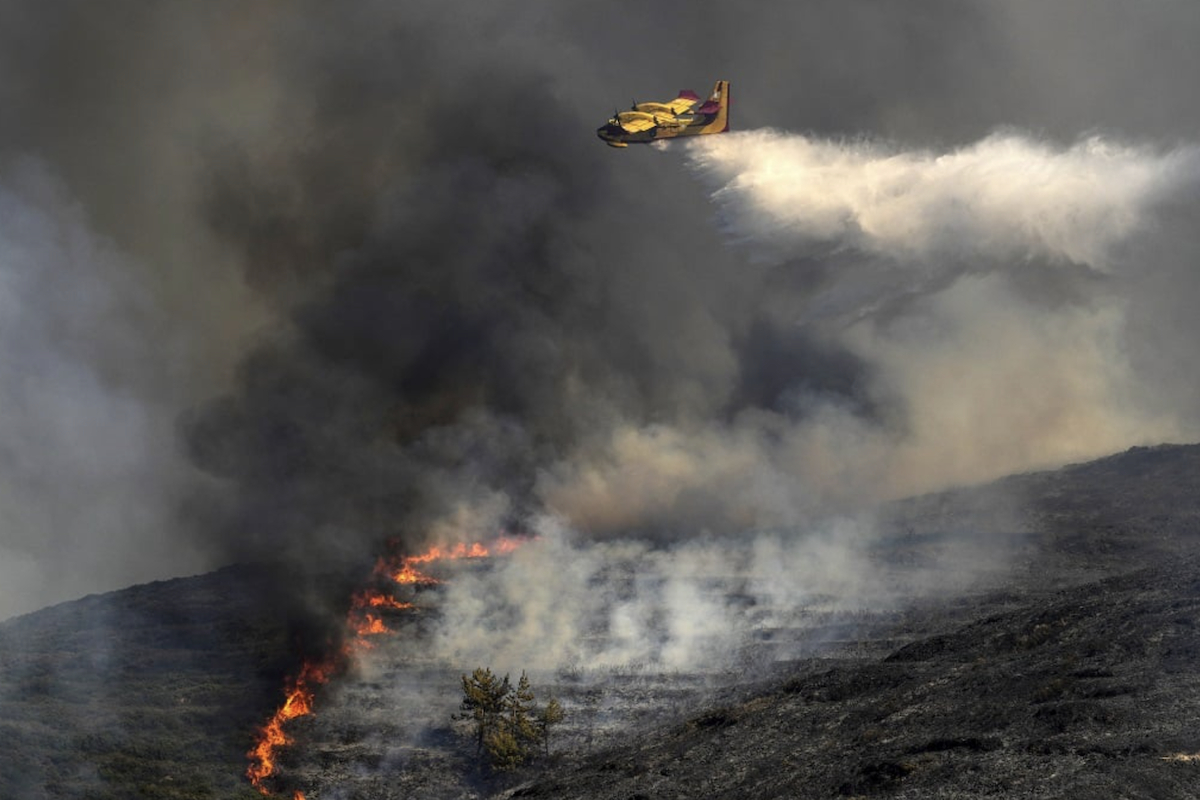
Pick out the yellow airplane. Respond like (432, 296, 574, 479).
(597, 80, 730, 148)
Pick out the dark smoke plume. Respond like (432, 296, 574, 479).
(3, 1, 1200, 647)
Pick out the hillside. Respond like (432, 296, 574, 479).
(0, 566, 293, 799)
(3, 444, 1200, 798)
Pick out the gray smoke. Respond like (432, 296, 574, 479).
(0, 159, 213, 619)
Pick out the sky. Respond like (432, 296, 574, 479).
(2, 0, 1200, 622)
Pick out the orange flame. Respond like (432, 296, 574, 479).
(351, 613, 390, 636)
(362, 593, 415, 610)
(246, 659, 334, 793)
(390, 562, 442, 585)
(376, 535, 526, 586)
(246, 535, 529, 795)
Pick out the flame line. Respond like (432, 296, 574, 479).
(245, 535, 528, 796)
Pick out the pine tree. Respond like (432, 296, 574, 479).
(506, 671, 539, 756)
(483, 726, 525, 772)
(458, 667, 510, 756)
(459, 667, 566, 771)
(537, 696, 564, 758)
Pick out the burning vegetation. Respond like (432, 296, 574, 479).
(380, 538, 524, 586)
(245, 536, 528, 796)
(245, 657, 332, 799)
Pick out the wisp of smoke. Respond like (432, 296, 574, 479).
(427, 514, 910, 674)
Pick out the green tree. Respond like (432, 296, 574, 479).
(506, 671, 539, 754)
(537, 696, 564, 758)
(459, 667, 566, 771)
(458, 668, 510, 756)
(483, 727, 525, 772)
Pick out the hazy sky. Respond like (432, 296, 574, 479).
(2, 1, 1200, 620)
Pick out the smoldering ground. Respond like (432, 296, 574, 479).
(2, 2, 1200, 688)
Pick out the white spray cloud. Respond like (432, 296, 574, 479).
(684, 130, 1200, 269)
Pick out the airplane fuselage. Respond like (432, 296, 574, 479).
(596, 81, 729, 148)
(595, 122, 656, 148)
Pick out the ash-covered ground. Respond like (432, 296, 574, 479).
(282, 572, 1005, 799)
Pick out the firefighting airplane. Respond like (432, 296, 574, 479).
(596, 80, 730, 148)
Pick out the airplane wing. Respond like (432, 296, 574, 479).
(632, 92, 703, 118)
(665, 89, 703, 115)
(616, 111, 656, 133)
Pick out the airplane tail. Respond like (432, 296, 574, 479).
(707, 80, 730, 133)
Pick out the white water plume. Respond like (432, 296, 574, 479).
(684, 130, 1200, 271)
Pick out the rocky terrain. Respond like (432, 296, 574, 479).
(4, 444, 1200, 799)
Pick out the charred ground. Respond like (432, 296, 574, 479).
(4, 444, 1200, 798)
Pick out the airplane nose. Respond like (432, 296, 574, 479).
(596, 123, 627, 147)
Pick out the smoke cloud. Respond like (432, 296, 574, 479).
(0, 159, 206, 619)
(426, 128, 1200, 672)
(652, 130, 1200, 494)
